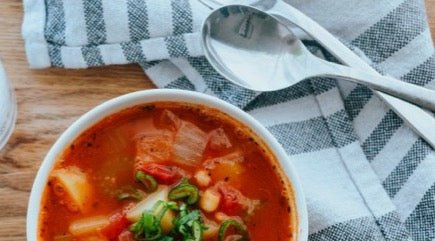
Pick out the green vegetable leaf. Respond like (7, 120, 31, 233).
(136, 171, 158, 193)
(131, 199, 205, 241)
(168, 178, 199, 205)
(218, 219, 249, 241)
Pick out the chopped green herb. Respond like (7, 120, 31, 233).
(115, 186, 144, 201)
(218, 219, 249, 241)
(131, 199, 205, 241)
(168, 178, 199, 204)
(191, 220, 203, 241)
(117, 191, 144, 201)
(136, 171, 158, 193)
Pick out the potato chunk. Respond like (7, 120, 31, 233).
(200, 188, 221, 213)
(50, 167, 92, 212)
(194, 170, 211, 187)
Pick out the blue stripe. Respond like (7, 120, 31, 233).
(325, 110, 357, 148)
(165, 76, 195, 90)
(47, 45, 63, 67)
(405, 183, 435, 241)
(186, 57, 258, 109)
(244, 80, 313, 111)
(401, 55, 435, 87)
(309, 212, 408, 241)
(171, 0, 193, 35)
(165, 35, 189, 58)
(127, 0, 150, 41)
(376, 212, 410, 241)
(310, 77, 337, 95)
(81, 46, 104, 67)
(44, 0, 66, 45)
(268, 117, 334, 155)
(343, 85, 374, 121)
(140, 60, 162, 70)
(361, 110, 404, 161)
(121, 42, 146, 63)
(351, 0, 427, 63)
(83, 0, 107, 45)
(383, 138, 432, 197)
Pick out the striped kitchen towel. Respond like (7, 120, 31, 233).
(22, 0, 435, 240)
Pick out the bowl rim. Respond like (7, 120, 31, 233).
(27, 89, 308, 241)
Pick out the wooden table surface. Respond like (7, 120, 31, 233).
(0, 1, 434, 240)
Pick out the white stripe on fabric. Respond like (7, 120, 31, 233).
(146, 0, 173, 38)
(99, 44, 128, 65)
(286, 0, 402, 42)
(371, 126, 419, 181)
(316, 88, 345, 117)
(393, 153, 435, 220)
(184, 33, 203, 57)
(101, 0, 130, 44)
(60, 47, 87, 68)
(22, 0, 51, 68)
(290, 146, 374, 234)
(145, 61, 184, 88)
(248, 95, 321, 126)
(353, 96, 388, 141)
(378, 29, 434, 78)
(171, 58, 208, 92)
(63, 0, 87, 46)
(190, 0, 211, 32)
(339, 142, 398, 217)
(141, 38, 169, 60)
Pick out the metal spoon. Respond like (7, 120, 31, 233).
(201, 5, 435, 111)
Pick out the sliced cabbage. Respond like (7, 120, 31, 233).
(159, 109, 182, 131)
(208, 128, 232, 151)
(172, 121, 208, 166)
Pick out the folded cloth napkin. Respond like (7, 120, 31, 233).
(22, 0, 435, 240)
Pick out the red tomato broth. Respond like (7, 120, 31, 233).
(39, 102, 297, 241)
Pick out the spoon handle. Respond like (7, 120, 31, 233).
(262, 0, 435, 149)
(318, 61, 435, 111)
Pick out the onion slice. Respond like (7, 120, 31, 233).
(172, 121, 207, 166)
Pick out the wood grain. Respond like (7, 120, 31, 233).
(0, 1, 434, 240)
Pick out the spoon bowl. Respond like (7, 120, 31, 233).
(202, 5, 301, 91)
(201, 4, 435, 110)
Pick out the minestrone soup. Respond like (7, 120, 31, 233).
(39, 102, 296, 241)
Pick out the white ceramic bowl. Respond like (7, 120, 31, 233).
(27, 89, 308, 241)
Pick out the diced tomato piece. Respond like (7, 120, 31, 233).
(117, 230, 134, 241)
(218, 184, 244, 215)
(136, 163, 181, 185)
(100, 212, 130, 240)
